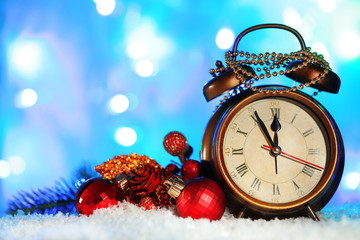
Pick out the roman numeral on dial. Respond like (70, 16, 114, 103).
(232, 148, 244, 155)
(302, 165, 315, 177)
(236, 163, 248, 177)
(250, 177, 261, 191)
(250, 114, 258, 124)
(236, 129, 248, 137)
(292, 180, 300, 190)
(271, 108, 280, 119)
(308, 148, 320, 155)
(303, 128, 314, 137)
(273, 184, 280, 195)
(291, 113, 298, 124)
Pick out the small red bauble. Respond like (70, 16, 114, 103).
(138, 196, 158, 210)
(75, 177, 120, 216)
(163, 131, 188, 162)
(176, 178, 226, 221)
(180, 160, 202, 180)
(164, 163, 180, 176)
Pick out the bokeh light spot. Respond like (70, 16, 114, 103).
(283, 7, 302, 29)
(135, 59, 154, 77)
(107, 94, 130, 114)
(345, 172, 360, 190)
(8, 156, 26, 175)
(9, 41, 42, 76)
(318, 0, 336, 12)
(15, 88, 38, 108)
(0, 160, 11, 178)
(127, 40, 148, 59)
(115, 127, 137, 147)
(335, 29, 360, 60)
(216, 29, 234, 49)
(95, 0, 116, 16)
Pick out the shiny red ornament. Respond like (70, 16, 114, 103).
(138, 196, 158, 210)
(75, 177, 121, 216)
(164, 163, 180, 176)
(180, 160, 202, 180)
(163, 131, 188, 162)
(176, 178, 226, 221)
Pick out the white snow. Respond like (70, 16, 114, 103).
(1, 202, 360, 240)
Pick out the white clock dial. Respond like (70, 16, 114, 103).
(222, 97, 328, 203)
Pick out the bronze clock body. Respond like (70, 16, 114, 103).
(201, 86, 344, 219)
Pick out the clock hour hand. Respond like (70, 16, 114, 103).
(270, 114, 281, 174)
(254, 111, 275, 148)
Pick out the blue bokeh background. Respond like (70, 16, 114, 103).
(1, 0, 359, 215)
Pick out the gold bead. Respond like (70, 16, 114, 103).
(298, 84, 304, 89)
(260, 74, 265, 79)
(279, 70, 284, 75)
(291, 86, 297, 91)
(305, 82, 310, 87)
(272, 72, 278, 76)
(266, 73, 271, 78)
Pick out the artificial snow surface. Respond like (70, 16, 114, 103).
(1, 202, 360, 240)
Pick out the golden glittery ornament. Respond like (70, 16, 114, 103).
(95, 153, 163, 180)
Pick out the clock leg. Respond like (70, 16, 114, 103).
(306, 205, 320, 221)
(236, 205, 247, 218)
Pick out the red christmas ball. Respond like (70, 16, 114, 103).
(176, 178, 226, 221)
(75, 177, 121, 216)
(180, 160, 202, 180)
(164, 163, 180, 176)
(163, 131, 188, 158)
(138, 196, 158, 210)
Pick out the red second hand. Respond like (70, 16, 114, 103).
(262, 145, 324, 170)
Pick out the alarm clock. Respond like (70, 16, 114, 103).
(201, 24, 344, 220)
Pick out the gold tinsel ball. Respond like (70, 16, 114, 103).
(95, 153, 162, 180)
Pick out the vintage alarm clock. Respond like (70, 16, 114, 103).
(201, 24, 344, 220)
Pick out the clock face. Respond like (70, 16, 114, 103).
(220, 97, 329, 204)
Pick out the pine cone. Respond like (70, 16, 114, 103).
(156, 184, 172, 207)
(128, 163, 164, 203)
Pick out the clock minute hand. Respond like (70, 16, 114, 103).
(270, 113, 281, 175)
(254, 111, 275, 148)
